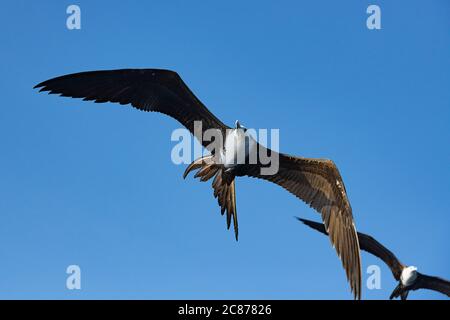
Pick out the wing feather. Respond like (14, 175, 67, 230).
(35, 69, 229, 150)
(238, 153, 362, 299)
(415, 273, 450, 297)
(298, 218, 405, 280)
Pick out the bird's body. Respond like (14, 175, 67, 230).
(298, 218, 450, 300)
(401, 266, 418, 287)
(35, 68, 362, 299)
(220, 122, 256, 169)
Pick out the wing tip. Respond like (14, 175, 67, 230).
(33, 83, 47, 91)
(295, 216, 309, 225)
(34, 78, 53, 90)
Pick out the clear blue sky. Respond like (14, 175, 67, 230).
(0, 0, 449, 299)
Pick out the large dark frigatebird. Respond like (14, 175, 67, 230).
(35, 69, 362, 299)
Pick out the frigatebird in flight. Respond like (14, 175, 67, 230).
(298, 218, 450, 299)
(34, 69, 362, 299)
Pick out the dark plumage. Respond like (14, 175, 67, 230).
(35, 69, 362, 299)
(298, 217, 450, 300)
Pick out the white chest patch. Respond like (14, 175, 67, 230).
(221, 129, 256, 167)
(400, 266, 418, 286)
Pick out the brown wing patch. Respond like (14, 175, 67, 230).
(239, 153, 362, 299)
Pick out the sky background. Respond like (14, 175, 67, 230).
(0, 0, 449, 300)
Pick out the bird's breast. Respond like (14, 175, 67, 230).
(400, 267, 418, 286)
(221, 129, 256, 168)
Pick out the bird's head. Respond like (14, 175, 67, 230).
(235, 120, 247, 132)
(406, 266, 418, 273)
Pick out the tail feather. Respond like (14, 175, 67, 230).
(183, 156, 238, 241)
(390, 283, 407, 300)
(226, 187, 232, 228)
(401, 290, 409, 300)
(219, 178, 238, 239)
(230, 180, 238, 239)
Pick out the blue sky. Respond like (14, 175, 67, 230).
(0, 1, 449, 299)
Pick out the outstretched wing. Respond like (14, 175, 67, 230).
(356, 228, 405, 281)
(238, 153, 362, 299)
(298, 218, 405, 281)
(34, 69, 229, 150)
(415, 273, 450, 297)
